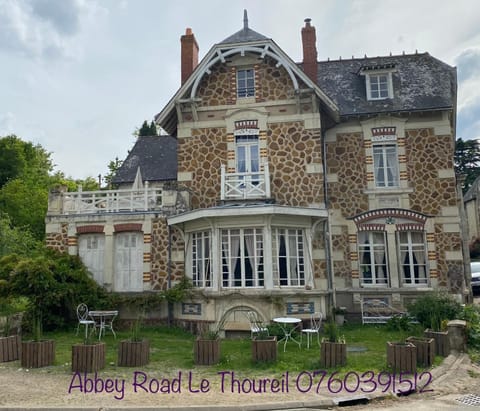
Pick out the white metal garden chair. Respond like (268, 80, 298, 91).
(301, 312, 323, 349)
(76, 303, 95, 339)
(245, 311, 269, 339)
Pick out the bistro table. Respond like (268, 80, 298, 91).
(273, 317, 302, 352)
(89, 310, 118, 340)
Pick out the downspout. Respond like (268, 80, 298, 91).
(167, 225, 173, 326)
(322, 125, 336, 310)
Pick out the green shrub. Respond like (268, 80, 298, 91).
(407, 292, 462, 330)
(459, 304, 480, 349)
(385, 314, 412, 332)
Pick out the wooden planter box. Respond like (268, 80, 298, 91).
(424, 329, 449, 357)
(406, 336, 435, 367)
(0, 335, 21, 362)
(21, 340, 55, 368)
(118, 339, 150, 367)
(72, 342, 106, 373)
(387, 341, 416, 373)
(194, 338, 220, 365)
(320, 341, 346, 368)
(252, 337, 277, 363)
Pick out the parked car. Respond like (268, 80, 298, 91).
(472, 262, 480, 294)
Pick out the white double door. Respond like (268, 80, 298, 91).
(114, 232, 143, 292)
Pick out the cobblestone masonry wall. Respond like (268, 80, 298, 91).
(151, 218, 184, 291)
(45, 223, 68, 253)
(405, 129, 457, 214)
(332, 228, 351, 285)
(257, 57, 295, 101)
(435, 225, 463, 291)
(326, 133, 369, 217)
(197, 57, 297, 107)
(197, 62, 230, 107)
(267, 122, 324, 206)
(312, 227, 326, 280)
(177, 127, 227, 209)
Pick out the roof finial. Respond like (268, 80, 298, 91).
(243, 9, 248, 31)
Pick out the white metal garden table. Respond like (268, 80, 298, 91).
(273, 317, 302, 352)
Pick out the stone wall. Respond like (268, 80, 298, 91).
(268, 122, 324, 206)
(326, 132, 368, 217)
(197, 62, 230, 107)
(45, 223, 68, 252)
(177, 127, 227, 209)
(406, 129, 457, 214)
(151, 218, 185, 290)
(434, 224, 463, 290)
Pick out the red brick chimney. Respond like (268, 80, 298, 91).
(180, 28, 199, 85)
(301, 18, 318, 83)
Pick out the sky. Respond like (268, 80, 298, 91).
(1, 0, 480, 181)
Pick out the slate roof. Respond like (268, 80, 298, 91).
(112, 135, 177, 184)
(219, 26, 269, 45)
(311, 52, 456, 117)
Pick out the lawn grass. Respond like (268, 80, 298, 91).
(9, 322, 441, 379)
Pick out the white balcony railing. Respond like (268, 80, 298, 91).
(60, 183, 162, 214)
(220, 163, 271, 201)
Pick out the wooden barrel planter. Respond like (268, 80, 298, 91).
(72, 342, 106, 373)
(0, 335, 21, 362)
(387, 341, 416, 373)
(21, 340, 55, 368)
(118, 339, 150, 367)
(406, 336, 435, 367)
(320, 341, 346, 368)
(194, 338, 220, 365)
(252, 336, 277, 363)
(424, 329, 449, 357)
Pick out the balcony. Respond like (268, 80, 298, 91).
(220, 163, 271, 201)
(48, 183, 163, 215)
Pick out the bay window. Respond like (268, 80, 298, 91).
(272, 228, 305, 286)
(221, 228, 264, 288)
(191, 231, 211, 288)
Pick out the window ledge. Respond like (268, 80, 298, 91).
(363, 187, 414, 195)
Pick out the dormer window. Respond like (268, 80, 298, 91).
(361, 64, 395, 101)
(237, 68, 255, 98)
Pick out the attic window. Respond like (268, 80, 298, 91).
(361, 65, 395, 101)
(237, 69, 255, 98)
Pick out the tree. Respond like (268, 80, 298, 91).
(0, 213, 41, 258)
(104, 157, 124, 188)
(137, 120, 158, 137)
(0, 135, 53, 188)
(455, 138, 480, 192)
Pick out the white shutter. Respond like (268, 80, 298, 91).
(114, 232, 143, 292)
(79, 234, 105, 285)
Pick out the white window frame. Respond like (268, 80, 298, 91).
(398, 231, 428, 286)
(221, 228, 264, 288)
(78, 234, 105, 285)
(365, 71, 393, 100)
(272, 228, 305, 287)
(358, 231, 389, 287)
(373, 143, 399, 188)
(191, 231, 211, 288)
(237, 68, 255, 98)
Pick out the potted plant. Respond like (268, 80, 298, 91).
(408, 292, 461, 357)
(406, 336, 435, 367)
(386, 341, 417, 373)
(251, 328, 277, 363)
(5, 258, 56, 369)
(320, 320, 346, 367)
(71, 330, 106, 373)
(0, 297, 26, 363)
(118, 314, 150, 367)
(333, 306, 346, 326)
(194, 317, 225, 366)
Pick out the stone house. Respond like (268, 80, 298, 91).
(46, 14, 466, 329)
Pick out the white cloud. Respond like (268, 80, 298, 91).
(0, 112, 16, 135)
(0, 0, 106, 59)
